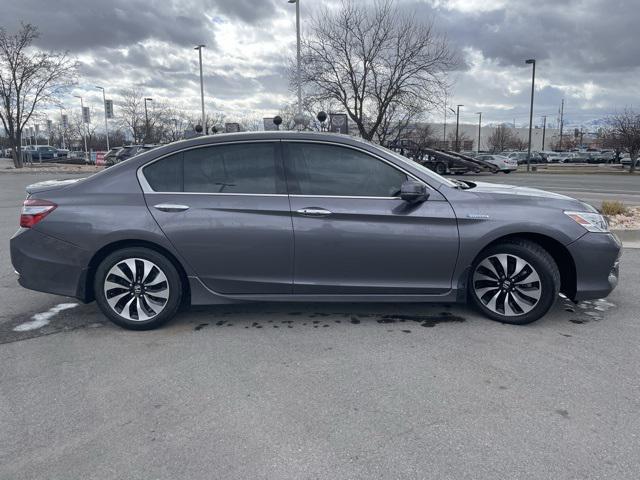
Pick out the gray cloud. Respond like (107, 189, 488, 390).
(4, 0, 638, 124)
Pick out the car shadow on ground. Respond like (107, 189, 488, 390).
(1, 295, 618, 344)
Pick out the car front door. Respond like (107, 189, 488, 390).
(141, 141, 293, 294)
(283, 141, 459, 295)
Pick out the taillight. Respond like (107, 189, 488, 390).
(20, 199, 57, 228)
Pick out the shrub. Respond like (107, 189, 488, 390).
(601, 200, 628, 216)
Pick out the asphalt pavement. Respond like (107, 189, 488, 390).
(1, 172, 639, 479)
(465, 171, 640, 206)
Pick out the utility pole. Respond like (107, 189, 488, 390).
(288, 0, 305, 127)
(541, 115, 547, 151)
(443, 96, 447, 145)
(455, 104, 463, 152)
(525, 58, 536, 172)
(144, 97, 152, 143)
(59, 107, 66, 150)
(95, 86, 110, 151)
(194, 45, 206, 132)
(476, 112, 482, 153)
(559, 98, 564, 151)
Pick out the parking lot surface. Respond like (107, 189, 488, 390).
(465, 171, 640, 206)
(1, 172, 639, 479)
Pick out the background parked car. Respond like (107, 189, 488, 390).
(113, 144, 158, 165)
(507, 151, 544, 165)
(476, 154, 518, 173)
(23, 145, 61, 161)
(104, 147, 123, 168)
(621, 154, 640, 168)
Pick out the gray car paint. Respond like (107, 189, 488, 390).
(10, 131, 620, 307)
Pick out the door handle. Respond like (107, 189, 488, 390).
(296, 207, 332, 217)
(153, 203, 190, 212)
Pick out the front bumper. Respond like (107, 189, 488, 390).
(567, 232, 621, 301)
(10, 228, 91, 301)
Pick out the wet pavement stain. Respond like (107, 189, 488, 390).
(555, 409, 570, 419)
(194, 323, 208, 331)
(350, 317, 360, 324)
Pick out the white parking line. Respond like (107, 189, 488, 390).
(13, 303, 79, 332)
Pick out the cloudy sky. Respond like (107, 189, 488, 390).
(5, 0, 639, 129)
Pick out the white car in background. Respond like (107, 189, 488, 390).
(476, 154, 519, 173)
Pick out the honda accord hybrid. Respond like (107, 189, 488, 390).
(10, 132, 621, 330)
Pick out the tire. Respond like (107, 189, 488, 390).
(94, 247, 183, 330)
(503, 170, 512, 174)
(434, 162, 446, 175)
(468, 239, 560, 325)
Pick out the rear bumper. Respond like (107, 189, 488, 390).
(567, 232, 621, 301)
(10, 228, 91, 301)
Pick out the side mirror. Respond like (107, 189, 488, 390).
(400, 180, 429, 203)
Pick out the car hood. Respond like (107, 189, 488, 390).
(467, 181, 596, 211)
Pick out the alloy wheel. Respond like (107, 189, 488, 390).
(472, 253, 542, 316)
(103, 258, 170, 321)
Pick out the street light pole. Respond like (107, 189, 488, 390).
(194, 44, 206, 132)
(95, 86, 110, 151)
(59, 107, 66, 150)
(476, 112, 482, 153)
(74, 95, 88, 163)
(144, 97, 152, 143)
(288, 0, 302, 116)
(541, 115, 547, 151)
(525, 58, 536, 172)
(455, 104, 463, 152)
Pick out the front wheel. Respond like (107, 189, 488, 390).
(469, 240, 560, 325)
(94, 247, 183, 330)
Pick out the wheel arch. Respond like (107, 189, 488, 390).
(82, 239, 191, 305)
(476, 232, 577, 299)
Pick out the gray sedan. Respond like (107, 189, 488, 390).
(10, 132, 621, 330)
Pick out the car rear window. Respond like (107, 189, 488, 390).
(143, 143, 283, 194)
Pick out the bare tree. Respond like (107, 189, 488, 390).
(297, 0, 454, 141)
(607, 108, 640, 173)
(447, 130, 471, 152)
(0, 23, 77, 167)
(487, 125, 516, 153)
(118, 88, 146, 143)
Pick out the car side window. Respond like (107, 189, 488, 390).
(143, 142, 283, 194)
(284, 142, 407, 197)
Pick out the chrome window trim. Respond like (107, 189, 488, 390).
(137, 139, 282, 195)
(136, 138, 431, 197)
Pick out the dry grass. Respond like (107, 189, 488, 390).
(601, 200, 629, 216)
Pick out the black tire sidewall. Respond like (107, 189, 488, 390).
(469, 242, 559, 325)
(94, 247, 182, 330)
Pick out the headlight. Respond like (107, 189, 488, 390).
(564, 211, 609, 233)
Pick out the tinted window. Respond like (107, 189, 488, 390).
(144, 153, 182, 192)
(285, 143, 407, 197)
(143, 143, 281, 194)
(183, 143, 279, 194)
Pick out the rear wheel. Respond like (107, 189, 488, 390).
(94, 247, 183, 330)
(434, 162, 446, 175)
(469, 240, 560, 325)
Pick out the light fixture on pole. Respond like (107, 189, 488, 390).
(95, 86, 110, 151)
(476, 112, 482, 153)
(525, 58, 536, 172)
(455, 104, 463, 152)
(74, 95, 89, 163)
(194, 44, 206, 133)
(288, 0, 306, 129)
(144, 97, 153, 142)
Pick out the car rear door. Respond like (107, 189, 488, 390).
(283, 141, 459, 295)
(140, 141, 294, 294)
